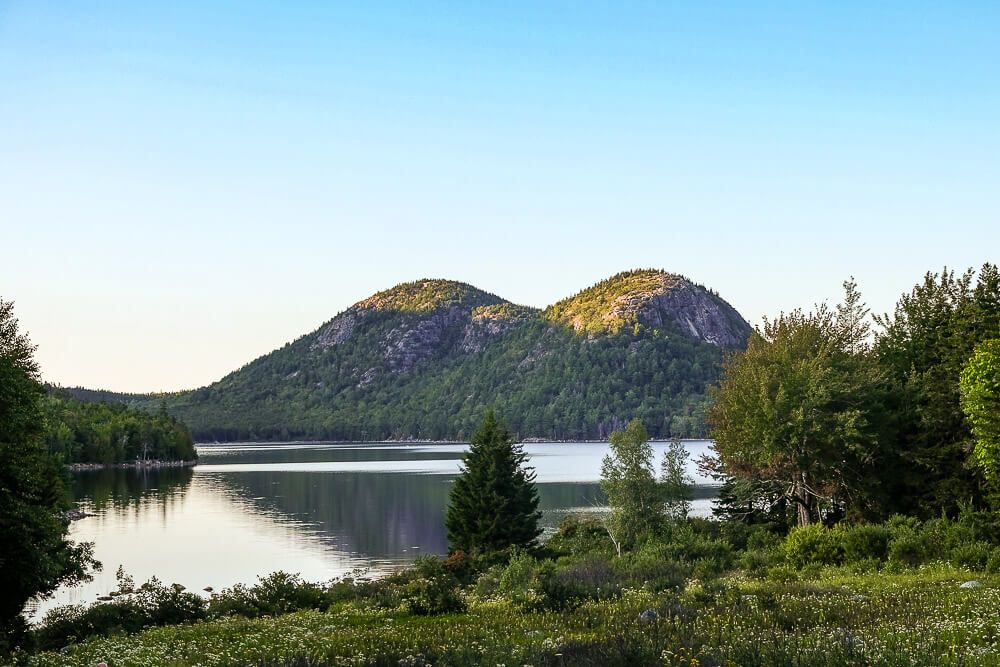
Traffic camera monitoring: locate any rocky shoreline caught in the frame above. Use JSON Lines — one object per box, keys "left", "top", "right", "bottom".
{"left": 68, "top": 459, "right": 198, "bottom": 472}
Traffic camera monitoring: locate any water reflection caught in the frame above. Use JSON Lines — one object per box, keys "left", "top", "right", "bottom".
{"left": 71, "top": 465, "right": 194, "bottom": 513}
{"left": 40, "top": 442, "right": 719, "bottom": 618}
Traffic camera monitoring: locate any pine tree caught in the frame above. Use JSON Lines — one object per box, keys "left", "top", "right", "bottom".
{"left": 445, "top": 411, "right": 541, "bottom": 555}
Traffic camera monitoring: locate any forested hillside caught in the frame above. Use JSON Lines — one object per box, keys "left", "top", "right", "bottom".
{"left": 69, "top": 271, "right": 751, "bottom": 442}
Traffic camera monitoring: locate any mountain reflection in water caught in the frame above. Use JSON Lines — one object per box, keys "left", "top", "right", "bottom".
{"left": 37, "top": 442, "right": 718, "bottom": 617}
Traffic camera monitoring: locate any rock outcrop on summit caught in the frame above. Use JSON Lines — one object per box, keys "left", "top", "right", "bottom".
{"left": 544, "top": 270, "right": 750, "bottom": 347}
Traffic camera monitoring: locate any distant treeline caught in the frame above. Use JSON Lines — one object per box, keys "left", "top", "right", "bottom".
{"left": 44, "top": 390, "right": 196, "bottom": 465}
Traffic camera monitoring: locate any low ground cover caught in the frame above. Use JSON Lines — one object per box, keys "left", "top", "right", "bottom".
{"left": 18, "top": 514, "right": 1000, "bottom": 667}
{"left": 21, "top": 569, "right": 1000, "bottom": 667}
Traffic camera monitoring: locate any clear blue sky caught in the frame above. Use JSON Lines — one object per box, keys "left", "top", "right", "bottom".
{"left": 2, "top": 1, "right": 998, "bottom": 392}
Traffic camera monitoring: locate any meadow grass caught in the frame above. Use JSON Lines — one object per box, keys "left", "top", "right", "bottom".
{"left": 21, "top": 568, "right": 1000, "bottom": 667}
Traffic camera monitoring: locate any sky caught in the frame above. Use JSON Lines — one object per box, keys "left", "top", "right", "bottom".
{"left": 1, "top": 1, "right": 998, "bottom": 392}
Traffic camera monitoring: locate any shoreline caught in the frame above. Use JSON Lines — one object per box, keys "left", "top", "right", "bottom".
{"left": 194, "top": 437, "right": 714, "bottom": 447}
{"left": 68, "top": 459, "right": 198, "bottom": 472}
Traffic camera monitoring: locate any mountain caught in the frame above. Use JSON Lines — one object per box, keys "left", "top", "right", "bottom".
{"left": 544, "top": 270, "right": 750, "bottom": 346}
{"left": 89, "top": 270, "right": 752, "bottom": 442}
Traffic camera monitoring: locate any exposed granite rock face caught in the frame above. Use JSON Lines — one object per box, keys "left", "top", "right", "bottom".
{"left": 147, "top": 270, "right": 757, "bottom": 441}
{"left": 310, "top": 279, "right": 532, "bottom": 374}
{"left": 314, "top": 313, "right": 357, "bottom": 348}
{"left": 633, "top": 278, "right": 751, "bottom": 348}
{"left": 545, "top": 270, "right": 751, "bottom": 348}
{"left": 460, "top": 304, "right": 537, "bottom": 353}
{"left": 382, "top": 305, "right": 470, "bottom": 372}
{"left": 309, "top": 271, "right": 748, "bottom": 388}
{"left": 357, "top": 368, "right": 379, "bottom": 387}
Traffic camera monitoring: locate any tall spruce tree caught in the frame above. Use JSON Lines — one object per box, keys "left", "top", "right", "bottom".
{"left": 446, "top": 411, "right": 541, "bottom": 555}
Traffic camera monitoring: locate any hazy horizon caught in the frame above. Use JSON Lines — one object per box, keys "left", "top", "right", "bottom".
{"left": 3, "top": 2, "right": 998, "bottom": 392}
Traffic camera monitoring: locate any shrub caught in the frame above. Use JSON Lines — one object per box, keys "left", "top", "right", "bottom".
{"left": 497, "top": 550, "right": 542, "bottom": 606}
{"left": 615, "top": 543, "right": 691, "bottom": 591}
{"left": 208, "top": 572, "right": 327, "bottom": 619}
{"left": 400, "top": 557, "right": 465, "bottom": 615}
{"left": 783, "top": 525, "right": 843, "bottom": 567}
{"left": 443, "top": 550, "right": 474, "bottom": 583}
{"left": 986, "top": 548, "right": 1000, "bottom": 574}
{"left": 138, "top": 582, "right": 207, "bottom": 626}
{"left": 837, "top": 524, "right": 892, "bottom": 563}
{"left": 544, "top": 516, "right": 613, "bottom": 558}
{"left": 949, "top": 541, "right": 993, "bottom": 570}
{"left": 766, "top": 565, "right": 800, "bottom": 583}
{"left": 738, "top": 546, "right": 783, "bottom": 576}
{"left": 540, "top": 556, "right": 619, "bottom": 610}
{"left": 958, "top": 509, "right": 1000, "bottom": 544}
{"left": 33, "top": 577, "right": 207, "bottom": 652}
{"left": 887, "top": 529, "right": 928, "bottom": 567}
{"left": 659, "top": 525, "right": 735, "bottom": 572}
{"left": 922, "top": 517, "right": 977, "bottom": 555}
{"left": 472, "top": 565, "right": 504, "bottom": 599}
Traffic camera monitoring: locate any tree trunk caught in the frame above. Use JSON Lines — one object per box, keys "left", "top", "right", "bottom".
{"left": 793, "top": 474, "right": 812, "bottom": 526}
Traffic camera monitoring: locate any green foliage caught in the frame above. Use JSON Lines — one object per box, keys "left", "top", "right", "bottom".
{"left": 710, "top": 264, "right": 1000, "bottom": 523}
{"left": 495, "top": 550, "right": 546, "bottom": 608}
{"left": 400, "top": 556, "right": 466, "bottom": 616}
{"left": 35, "top": 571, "right": 328, "bottom": 652}
{"left": 0, "top": 299, "right": 97, "bottom": 652}
{"left": 26, "top": 509, "right": 1000, "bottom": 663}
{"left": 783, "top": 524, "right": 845, "bottom": 567}
{"left": 537, "top": 556, "right": 619, "bottom": 610}
{"left": 660, "top": 437, "right": 693, "bottom": 520}
{"left": 207, "top": 572, "right": 327, "bottom": 619}
{"left": 614, "top": 543, "right": 691, "bottom": 592}
{"left": 960, "top": 338, "right": 1000, "bottom": 481}
{"left": 874, "top": 264, "right": 1000, "bottom": 516}
{"left": 600, "top": 419, "right": 661, "bottom": 554}
{"left": 775, "top": 512, "right": 1000, "bottom": 572}
{"left": 543, "top": 269, "right": 686, "bottom": 335}
{"left": 838, "top": 524, "right": 892, "bottom": 562}
{"left": 26, "top": 558, "right": 1000, "bottom": 666}
{"left": 140, "top": 273, "right": 739, "bottom": 442}
{"left": 655, "top": 524, "right": 736, "bottom": 576}
{"left": 709, "top": 280, "right": 884, "bottom": 526}
{"left": 43, "top": 392, "right": 196, "bottom": 465}
{"left": 445, "top": 411, "right": 541, "bottom": 555}
{"left": 544, "top": 516, "right": 615, "bottom": 559}
{"left": 356, "top": 278, "right": 502, "bottom": 314}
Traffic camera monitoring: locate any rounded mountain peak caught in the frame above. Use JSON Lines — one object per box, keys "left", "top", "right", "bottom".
{"left": 545, "top": 269, "right": 751, "bottom": 347}
{"left": 355, "top": 279, "right": 506, "bottom": 314}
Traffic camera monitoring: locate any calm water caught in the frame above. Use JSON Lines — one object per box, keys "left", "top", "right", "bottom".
{"left": 37, "top": 441, "right": 718, "bottom": 617}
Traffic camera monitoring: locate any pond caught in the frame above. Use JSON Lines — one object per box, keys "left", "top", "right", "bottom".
{"left": 36, "top": 441, "right": 719, "bottom": 617}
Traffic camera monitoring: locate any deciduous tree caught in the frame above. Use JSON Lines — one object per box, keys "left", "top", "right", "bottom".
{"left": 708, "top": 281, "right": 882, "bottom": 526}
{"left": 961, "top": 339, "right": 1000, "bottom": 481}
{"left": 0, "top": 299, "right": 96, "bottom": 651}
{"left": 600, "top": 419, "right": 661, "bottom": 555}
{"left": 660, "top": 437, "right": 693, "bottom": 521}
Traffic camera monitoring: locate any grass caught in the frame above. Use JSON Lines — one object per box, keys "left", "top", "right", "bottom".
{"left": 21, "top": 567, "right": 1000, "bottom": 667}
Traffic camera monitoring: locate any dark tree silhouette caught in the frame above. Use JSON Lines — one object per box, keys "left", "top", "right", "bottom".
{"left": 446, "top": 410, "right": 541, "bottom": 555}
